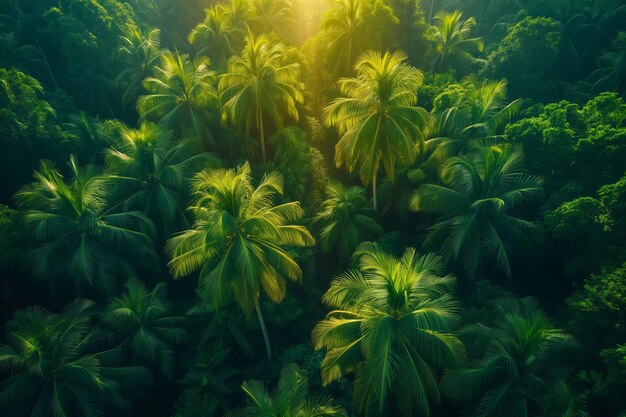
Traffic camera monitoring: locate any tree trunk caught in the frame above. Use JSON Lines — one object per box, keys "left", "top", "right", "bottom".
{"left": 255, "top": 298, "right": 272, "bottom": 359}
{"left": 372, "top": 169, "right": 378, "bottom": 211}
{"left": 34, "top": 37, "right": 58, "bottom": 90}
{"left": 429, "top": 0, "right": 435, "bottom": 22}
{"left": 258, "top": 106, "right": 267, "bottom": 163}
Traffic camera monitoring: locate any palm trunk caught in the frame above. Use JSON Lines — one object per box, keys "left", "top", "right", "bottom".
{"left": 34, "top": 37, "right": 58, "bottom": 90}
{"left": 429, "top": 0, "right": 435, "bottom": 23}
{"left": 255, "top": 298, "right": 272, "bottom": 359}
{"left": 372, "top": 169, "right": 378, "bottom": 211}
{"left": 258, "top": 106, "right": 267, "bottom": 163}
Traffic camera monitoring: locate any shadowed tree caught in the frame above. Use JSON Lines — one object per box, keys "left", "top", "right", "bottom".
{"left": 101, "top": 279, "right": 186, "bottom": 379}
{"left": 313, "top": 182, "right": 382, "bottom": 265}
{"left": 443, "top": 297, "right": 580, "bottom": 417}
{"left": 0, "top": 299, "right": 152, "bottom": 417}
{"left": 324, "top": 50, "right": 429, "bottom": 210}
{"left": 227, "top": 363, "right": 347, "bottom": 417}
{"left": 410, "top": 145, "right": 543, "bottom": 279}
{"left": 427, "top": 10, "right": 484, "bottom": 74}
{"left": 167, "top": 163, "right": 315, "bottom": 359}
{"left": 15, "top": 157, "right": 158, "bottom": 298}
{"left": 138, "top": 51, "right": 219, "bottom": 148}
{"left": 219, "top": 33, "right": 304, "bottom": 162}
{"left": 188, "top": 5, "right": 237, "bottom": 66}
{"left": 321, "top": 0, "right": 366, "bottom": 76}
{"left": 106, "top": 122, "right": 221, "bottom": 238}
{"left": 312, "top": 244, "right": 464, "bottom": 417}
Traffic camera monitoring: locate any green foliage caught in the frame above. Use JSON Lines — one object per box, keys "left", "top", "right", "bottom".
{"left": 483, "top": 16, "right": 562, "bottom": 98}
{"left": 15, "top": 157, "right": 158, "bottom": 298}
{"left": 443, "top": 297, "right": 579, "bottom": 417}
{"left": 219, "top": 33, "right": 304, "bottom": 162}
{"left": 101, "top": 279, "right": 186, "bottom": 378}
{"left": 411, "top": 145, "right": 543, "bottom": 279}
{"left": 0, "top": 299, "right": 152, "bottom": 417}
{"left": 313, "top": 244, "right": 464, "bottom": 417}
{"left": 324, "top": 50, "right": 429, "bottom": 209}
{"left": 138, "top": 51, "right": 219, "bottom": 148}
{"left": 228, "top": 363, "right": 347, "bottom": 417}
{"left": 313, "top": 182, "right": 382, "bottom": 265}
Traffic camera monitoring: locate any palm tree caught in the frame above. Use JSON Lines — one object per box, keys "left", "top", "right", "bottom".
{"left": 313, "top": 182, "right": 382, "bottom": 265}
{"left": 323, "top": 50, "right": 429, "bottom": 210}
{"left": 116, "top": 26, "right": 162, "bottom": 108}
{"left": 0, "top": 299, "right": 152, "bottom": 417}
{"left": 442, "top": 297, "right": 578, "bottom": 417}
{"left": 101, "top": 279, "right": 186, "bottom": 378}
{"left": 15, "top": 157, "right": 158, "bottom": 298}
{"left": 427, "top": 10, "right": 484, "bottom": 73}
{"left": 138, "top": 51, "right": 219, "bottom": 148}
{"left": 249, "top": 0, "right": 295, "bottom": 41}
{"left": 219, "top": 33, "right": 304, "bottom": 162}
{"left": 425, "top": 76, "right": 521, "bottom": 164}
{"left": 591, "top": 32, "right": 626, "bottom": 96}
{"left": 312, "top": 244, "right": 464, "bottom": 417}
{"left": 228, "top": 363, "right": 347, "bottom": 417}
{"left": 410, "top": 145, "right": 543, "bottom": 279}
{"left": 321, "top": 0, "right": 366, "bottom": 76}
{"left": 106, "top": 122, "right": 221, "bottom": 238}
{"left": 188, "top": 5, "right": 236, "bottom": 66}
{"left": 167, "top": 163, "right": 315, "bottom": 359}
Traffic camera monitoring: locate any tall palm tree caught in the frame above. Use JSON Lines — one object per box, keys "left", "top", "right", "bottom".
{"left": 312, "top": 244, "right": 464, "bottom": 417}
{"left": 249, "top": 0, "right": 295, "bottom": 41}
{"left": 410, "top": 145, "right": 543, "bottom": 279}
{"left": 101, "top": 279, "right": 186, "bottom": 379}
{"left": 106, "top": 122, "right": 221, "bottom": 238}
{"left": 321, "top": 0, "right": 366, "bottom": 76}
{"left": 138, "top": 51, "right": 219, "bottom": 148}
{"left": 219, "top": 33, "right": 304, "bottom": 162}
{"left": 442, "top": 297, "right": 579, "bottom": 417}
{"left": 188, "top": 5, "right": 236, "bottom": 66}
{"left": 167, "top": 163, "right": 315, "bottom": 359}
{"left": 15, "top": 157, "right": 158, "bottom": 298}
{"left": 228, "top": 363, "right": 347, "bottom": 417}
{"left": 313, "top": 182, "right": 382, "bottom": 265}
{"left": 116, "top": 26, "right": 162, "bottom": 109}
{"left": 0, "top": 299, "right": 151, "bottom": 417}
{"left": 324, "top": 50, "right": 429, "bottom": 210}
{"left": 427, "top": 10, "right": 484, "bottom": 73}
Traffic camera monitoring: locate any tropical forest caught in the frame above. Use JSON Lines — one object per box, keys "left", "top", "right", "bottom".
{"left": 0, "top": 0, "right": 625, "bottom": 416}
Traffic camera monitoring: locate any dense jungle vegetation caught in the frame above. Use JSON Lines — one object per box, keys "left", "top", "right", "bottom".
{"left": 1, "top": 0, "right": 626, "bottom": 416}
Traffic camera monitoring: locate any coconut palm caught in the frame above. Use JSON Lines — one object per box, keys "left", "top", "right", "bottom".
{"left": 427, "top": 10, "right": 484, "bottom": 73}
{"left": 101, "top": 279, "right": 186, "bottom": 378}
{"left": 15, "top": 157, "right": 158, "bottom": 298}
{"left": 313, "top": 182, "right": 382, "bottom": 265}
{"left": 442, "top": 297, "right": 579, "bottom": 417}
{"left": 410, "top": 145, "right": 543, "bottom": 279}
{"left": 249, "top": 0, "right": 295, "bottom": 41}
{"left": 321, "top": 0, "right": 366, "bottom": 76}
{"left": 324, "top": 50, "right": 429, "bottom": 210}
{"left": 425, "top": 76, "right": 521, "bottom": 165}
{"left": 188, "top": 5, "right": 236, "bottom": 66}
{"left": 219, "top": 33, "right": 304, "bottom": 163}
{"left": 116, "top": 26, "right": 162, "bottom": 108}
{"left": 0, "top": 299, "right": 151, "bottom": 417}
{"left": 228, "top": 363, "right": 347, "bottom": 417}
{"left": 167, "top": 162, "right": 315, "bottom": 359}
{"left": 312, "top": 244, "right": 464, "bottom": 417}
{"left": 106, "top": 122, "right": 221, "bottom": 238}
{"left": 138, "top": 51, "right": 219, "bottom": 148}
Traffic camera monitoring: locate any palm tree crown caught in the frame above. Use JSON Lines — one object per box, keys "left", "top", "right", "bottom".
{"left": 15, "top": 157, "right": 158, "bottom": 297}
{"left": 443, "top": 297, "right": 578, "bottom": 417}
{"left": 313, "top": 182, "right": 382, "bottom": 265}
{"left": 228, "top": 363, "right": 347, "bottom": 417}
{"left": 0, "top": 300, "right": 151, "bottom": 417}
{"left": 324, "top": 50, "right": 429, "bottom": 209}
{"left": 219, "top": 33, "right": 304, "bottom": 162}
{"left": 427, "top": 10, "right": 484, "bottom": 73}
{"left": 411, "top": 145, "right": 543, "bottom": 279}
{"left": 167, "top": 162, "right": 314, "bottom": 358}
{"left": 138, "top": 51, "right": 219, "bottom": 148}
{"left": 312, "top": 244, "right": 464, "bottom": 417}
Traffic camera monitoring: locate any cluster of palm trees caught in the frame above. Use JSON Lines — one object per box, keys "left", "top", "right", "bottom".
{"left": 1, "top": 1, "right": 584, "bottom": 417}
